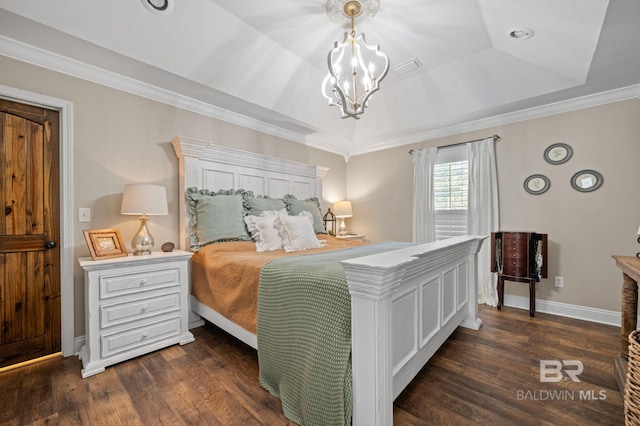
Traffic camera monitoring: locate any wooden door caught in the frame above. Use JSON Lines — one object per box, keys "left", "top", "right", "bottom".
{"left": 0, "top": 99, "right": 60, "bottom": 368}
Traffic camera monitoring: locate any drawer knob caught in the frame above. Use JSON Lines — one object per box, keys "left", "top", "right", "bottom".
{"left": 139, "top": 279, "right": 147, "bottom": 286}
{"left": 142, "top": 332, "right": 149, "bottom": 340}
{"left": 141, "top": 305, "right": 148, "bottom": 312}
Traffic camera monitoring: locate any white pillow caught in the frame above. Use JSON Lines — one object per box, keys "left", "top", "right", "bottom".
{"left": 275, "top": 211, "right": 327, "bottom": 253}
{"left": 244, "top": 212, "right": 285, "bottom": 252}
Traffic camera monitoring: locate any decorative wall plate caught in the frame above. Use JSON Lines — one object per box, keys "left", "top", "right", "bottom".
{"left": 524, "top": 174, "right": 550, "bottom": 195}
{"left": 571, "top": 169, "right": 603, "bottom": 192}
{"left": 544, "top": 143, "right": 573, "bottom": 165}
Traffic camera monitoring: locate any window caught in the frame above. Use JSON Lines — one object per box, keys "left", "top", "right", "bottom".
{"left": 434, "top": 161, "right": 468, "bottom": 210}
{"left": 434, "top": 146, "right": 468, "bottom": 240}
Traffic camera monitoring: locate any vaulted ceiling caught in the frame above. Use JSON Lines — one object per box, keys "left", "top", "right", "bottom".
{"left": 1, "top": 0, "right": 639, "bottom": 157}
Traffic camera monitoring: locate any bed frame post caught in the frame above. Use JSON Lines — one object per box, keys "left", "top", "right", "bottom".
{"left": 461, "top": 238, "right": 484, "bottom": 330}
{"left": 344, "top": 266, "right": 405, "bottom": 426}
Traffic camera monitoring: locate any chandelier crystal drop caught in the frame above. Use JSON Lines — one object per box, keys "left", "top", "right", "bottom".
{"left": 321, "top": 0, "right": 389, "bottom": 119}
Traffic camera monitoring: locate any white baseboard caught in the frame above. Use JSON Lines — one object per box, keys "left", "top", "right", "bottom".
{"left": 503, "top": 294, "right": 629, "bottom": 327}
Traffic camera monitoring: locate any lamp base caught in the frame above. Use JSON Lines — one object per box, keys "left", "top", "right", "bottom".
{"left": 338, "top": 219, "right": 348, "bottom": 236}
{"left": 132, "top": 215, "right": 154, "bottom": 256}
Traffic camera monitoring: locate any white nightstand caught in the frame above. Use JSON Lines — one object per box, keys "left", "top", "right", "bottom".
{"left": 78, "top": 250, "right": 194, "bottom": 378}
{"left": 336, "top": 234, "right": 365, "bottom": 241}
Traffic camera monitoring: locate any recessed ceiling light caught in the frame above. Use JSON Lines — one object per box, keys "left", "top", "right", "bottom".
{"left": 507, "top": 27, "right": 535, "bottom": 40}
{"left": 140, "top": 0, "right": 174, "bottom": 15}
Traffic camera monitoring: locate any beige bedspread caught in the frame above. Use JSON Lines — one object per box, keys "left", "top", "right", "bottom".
{"left": 191, "top": 235, "right": 367, "bottom": 334}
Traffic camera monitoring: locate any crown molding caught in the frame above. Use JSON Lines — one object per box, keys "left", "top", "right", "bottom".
{"left": 346, "top": 84, "right": 640, "bottom": 157}
{"left": 304, "top": 132, "right": 352, "bottom": 160}
{"left": 2, "top": 35, "right": 639, "bottom": 159}
{"left": 0, "top": 35, "right": 306, "bottom": 145}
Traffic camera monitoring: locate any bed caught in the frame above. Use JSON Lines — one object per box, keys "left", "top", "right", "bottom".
{"left": 172, "top": 136, "right": 484, "bottom": 425}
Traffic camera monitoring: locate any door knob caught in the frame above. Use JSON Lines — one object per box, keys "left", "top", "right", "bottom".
{"left": 45, "top": 241, "right": 57, "bottom": 249}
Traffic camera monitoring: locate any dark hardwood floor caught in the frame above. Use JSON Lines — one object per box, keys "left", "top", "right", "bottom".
{"left": 0, "top": 305, "right": 624, "bottom": 425}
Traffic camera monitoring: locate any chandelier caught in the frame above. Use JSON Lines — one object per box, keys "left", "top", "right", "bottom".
{"left": 321, "top": 0, "right": 389, "bottom": 119}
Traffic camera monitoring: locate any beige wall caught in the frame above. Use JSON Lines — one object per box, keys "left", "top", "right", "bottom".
{"left": 0, "top": 55, "right": 348, "bottom": 337}
{"left": 2, "top": 52, "right": 638, "bottom": 336}
{"left": 347, "top": 98, "right": 640, "bottom": 312}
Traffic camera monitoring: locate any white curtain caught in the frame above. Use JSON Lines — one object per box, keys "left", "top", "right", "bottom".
{"left": 411, "top": 147, "right": 437, "bottom": 243}
{"left": 467, "top": 138, "right": 500, "bottom": 306}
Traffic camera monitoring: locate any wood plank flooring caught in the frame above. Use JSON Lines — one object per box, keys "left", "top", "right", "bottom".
{"left": 0, "top": 305, "right": 624, "bottom": 425}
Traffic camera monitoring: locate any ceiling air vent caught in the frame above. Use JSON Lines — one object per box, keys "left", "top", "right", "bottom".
{"left": 391, "top": 58, "right": 422, "bottom": 76}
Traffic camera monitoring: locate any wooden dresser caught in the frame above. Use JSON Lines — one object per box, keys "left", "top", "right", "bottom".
{"left": 491, "top": 231, "right": 548, "bottom": 316}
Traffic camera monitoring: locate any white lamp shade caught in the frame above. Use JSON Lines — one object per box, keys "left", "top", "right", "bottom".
{"left": 333, "top": 200, "right": 353, "bottom": 218}
{"left": 121, "top": 184, "right": 168, "bottom": 216}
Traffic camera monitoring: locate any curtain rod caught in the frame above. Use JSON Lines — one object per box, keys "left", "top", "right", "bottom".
{"left": 408, "top": 134, "right": 501, "bottom": 155}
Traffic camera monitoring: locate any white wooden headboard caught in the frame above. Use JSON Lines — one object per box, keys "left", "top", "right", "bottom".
{"left": 171, "top": 136, "right": 329, "bottom": 251}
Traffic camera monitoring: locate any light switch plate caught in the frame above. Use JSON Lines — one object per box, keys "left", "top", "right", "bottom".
{"left": 79, "top": 207, "right": 91, "bottom": 223}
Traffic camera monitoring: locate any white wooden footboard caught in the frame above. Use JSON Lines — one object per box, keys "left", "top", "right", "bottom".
{"left": 342, "top": 235, "right": 485, "bottom": 426}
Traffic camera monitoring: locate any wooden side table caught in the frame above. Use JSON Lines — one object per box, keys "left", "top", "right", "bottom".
{"left": 613, "top": 255, "right": 640, "bottom": 392}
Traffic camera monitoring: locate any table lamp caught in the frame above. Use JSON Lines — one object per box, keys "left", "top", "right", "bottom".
{"left": 120, "top": 184, "right": 168, "bottom": 255}
{"left": 333, "top": 200, "right": 353, "bottom": 236}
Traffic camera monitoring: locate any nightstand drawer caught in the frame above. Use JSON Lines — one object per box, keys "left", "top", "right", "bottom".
{"left": 100, "top": 268, "right": 180, "bottom": 300}
{"left": 101, "top": 317, "right": 181, "bottom": 358}
{"left": 100, "top": 292, "right": 181, "bottom": 329}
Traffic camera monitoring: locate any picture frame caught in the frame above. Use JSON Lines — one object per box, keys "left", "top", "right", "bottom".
{"left": 544, "top": 143, "right": 573, "bottom": 165}
{"left": 571, "top": 169, "right": 603, "bottom": 193}
{"left": 83, "top": 229, "right": 128, "bottom": 260}
{"left": 523, "top": 174, "right": 550, "bottom": 195}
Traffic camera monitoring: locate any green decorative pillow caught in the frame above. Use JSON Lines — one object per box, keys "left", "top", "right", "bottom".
{"left": 243, "top": 194, "right": 287, "bottom": 217}
{"left": 186, "top": 188, "right": 251, "bottom": 249}
{"left": 283, "top": 194, "right": 327, "bottom": 234}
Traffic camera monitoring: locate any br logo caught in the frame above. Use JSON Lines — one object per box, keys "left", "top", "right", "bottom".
{"left": 539, "top": 360, "right": 583, "bottom": 382}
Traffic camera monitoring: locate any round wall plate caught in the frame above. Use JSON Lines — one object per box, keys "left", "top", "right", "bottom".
{"left": 544, "top": 143, "right": 573, "bottom": 165}
{"left": 571, "top": 169, "right": 603, "bottom": 192}
{"left": 524, "top": 174, "right": 550, "bottom": 195}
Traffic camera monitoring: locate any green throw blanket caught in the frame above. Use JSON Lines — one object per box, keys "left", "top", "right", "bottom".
{"left": 257, "top": 242, "right": 411, "bottom": 426}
